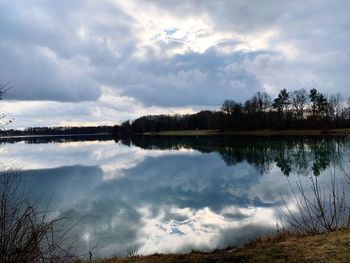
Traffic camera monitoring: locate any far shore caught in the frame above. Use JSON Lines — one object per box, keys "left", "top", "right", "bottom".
{"left": 2, "top": 129, "right": 350, "bottom": 139}
{"left": 144, "top": 128, "right": 350, "bottom": 136}
{"left": 0, "top": 133, "right": 112, "bottom": 139}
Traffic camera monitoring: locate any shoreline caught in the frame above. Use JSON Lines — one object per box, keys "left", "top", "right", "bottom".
{"left": 92, "top": 229, "right": 350, "bottom": 263}
{"left": 144, "top": 129, "right": 350, "bottom": 136}
{"left": 0, "top": 133, "right": 112, "bottom": 139}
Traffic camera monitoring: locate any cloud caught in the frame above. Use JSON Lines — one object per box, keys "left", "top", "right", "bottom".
{"left": 3, "top": 87, "right": 208, "bottom": 129}
{"left": 7, "top": 137, "right": 350, "bottom": 256}
{"left": 0, "top": 0, "right": 135, "bottom": 102}
{"left": 139, "top": 0, "right": 350, "bottom": 96}
{"left": 15, "top": 142, "right": 282, "bottom": 256}
{"left": 109, "top": 49, "right": 265, "bottom": 107}
{"left": 1, "top": 0, "right": 350, "bottom": 126}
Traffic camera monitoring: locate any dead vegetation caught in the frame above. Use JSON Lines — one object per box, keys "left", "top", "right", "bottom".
{"left": 86, "top": 229, "right": 350, "bottom": 263}
{"left": 281, "top": 171, "right": 350, "bottom": 234}
{"left": 0, "top": 168, "right": 80, "bottom": 263}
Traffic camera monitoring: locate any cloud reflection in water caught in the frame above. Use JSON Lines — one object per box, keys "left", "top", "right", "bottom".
{"left": 2, "top": 136, "right": 349, "bottom": 257}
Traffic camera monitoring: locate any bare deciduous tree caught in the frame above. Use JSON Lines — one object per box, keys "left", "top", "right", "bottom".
{"left": 291, "top": 89, "right": 308, "bottom": 120}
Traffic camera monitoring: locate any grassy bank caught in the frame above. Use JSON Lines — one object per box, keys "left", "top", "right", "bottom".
{"left": 144, "top": 128, "right": 350, "bottom": 136}
{"left": 92, "top": 229, "right": 350, "bottom": 263}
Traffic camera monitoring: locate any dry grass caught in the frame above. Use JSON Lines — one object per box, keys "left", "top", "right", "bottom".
{"left": 0, "top": 169, "right": 81, "bottom": 263}
{"left": 87, "top": 229, "right": 350, "bottom": 263}
{"left": 240, "top": 228, "right": 350, "bottom": 263}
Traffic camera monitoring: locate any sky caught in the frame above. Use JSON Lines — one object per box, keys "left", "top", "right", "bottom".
{"left": 1, "top": 0, "right": 350, "bottom": 129}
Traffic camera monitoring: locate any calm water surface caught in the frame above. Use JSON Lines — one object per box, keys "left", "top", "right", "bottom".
{"left": 1, "top": 135, "right": 350, "bottom": 258}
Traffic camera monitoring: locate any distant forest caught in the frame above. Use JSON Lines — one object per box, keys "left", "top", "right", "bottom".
{"left": 1, "top": 126, "right": 114, "bottom": 136}
{"left": 114, "top": 88, "right": 350, "bottom": 134}
{"left": 2, "top": 88, "right": 350, "bottom": 137}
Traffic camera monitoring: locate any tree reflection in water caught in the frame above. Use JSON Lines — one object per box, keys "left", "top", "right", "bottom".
{"left": 115, "top": 135, "right": 349, "bottom": 177}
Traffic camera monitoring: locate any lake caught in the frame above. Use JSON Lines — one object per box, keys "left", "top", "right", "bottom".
{"left": 1, "top": 135, "right": 350, "bottom": 258}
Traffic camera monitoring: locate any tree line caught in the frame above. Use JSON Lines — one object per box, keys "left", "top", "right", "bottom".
{"left": 114, "top": 88, "right": 350, "bottom": 134}
{"left": 1, "top": 126, "right": 114, "bottom": 136}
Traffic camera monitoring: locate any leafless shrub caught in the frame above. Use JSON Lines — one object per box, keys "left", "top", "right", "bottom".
{"left": 0, "top": 168, "right": 80, "bottom": 262}
{"left": 281, "top": 169, "right": 350, "bottom": 234}
{"left": 0, "top": 82, "right": 14, "bottom": 128}
{"left": 127, "top": 247, "right": 142, "bottom": 262}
